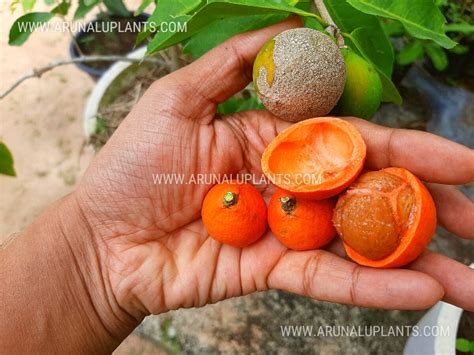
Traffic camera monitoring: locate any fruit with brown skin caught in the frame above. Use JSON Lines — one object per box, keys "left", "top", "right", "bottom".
{"left": 253, "top": 28, "right": 346, "bottom": 122}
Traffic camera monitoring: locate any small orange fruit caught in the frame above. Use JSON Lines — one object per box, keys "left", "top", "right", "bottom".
{"left": 333, "top": 167, "right": 437, "bottom": 268}
{"left": 261, "top": 117, "right": 366, "bottom": 200}
{"left": 201, "top": 181, "right": 267, "bottom": 248}
{"left": 268, "top": 188, "right": 337, "bottom": 250}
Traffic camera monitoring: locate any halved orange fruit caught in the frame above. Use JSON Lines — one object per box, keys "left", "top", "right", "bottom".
{"left": 261, "top": 117, "right": 366, "bottom": 199}
{"left": 333, "top": 167, "right": 437, "bottom": 268}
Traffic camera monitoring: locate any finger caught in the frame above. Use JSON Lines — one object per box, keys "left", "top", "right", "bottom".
{"left": 161, "top": 16, "right": 302, "bottom": 105}
{"left": 427, "top": 183, "right": 474, "bottom": 239}
{"left": 327, "top": 239, "right": 474, "bottom": 310}
{"left": 220, "top": 110, "right": 292, "bottom": 170}
{"left": 345, "top": 117, "right": 474, "bottom": 185}
{"left": 325, "top": 238, "right": 346, "bottom": 258}
{"left": 267, "top": 249, "right": 444, "bottom": 310}
{"left": 408, "top": 251, "right": 474, "bottom": 311}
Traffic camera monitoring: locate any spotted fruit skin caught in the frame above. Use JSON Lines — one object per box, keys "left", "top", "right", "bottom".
{"left": 333, "top": 48, "right": 383, "bottom": 119}
{"left": 253, "top": 28, "right": 345, "bottom": 122}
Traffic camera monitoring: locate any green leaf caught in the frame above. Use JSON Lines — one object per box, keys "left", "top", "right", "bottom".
{"left": 236, "top": 96, "right": 265, "bottom": 111}
{"left": 324, "top": 0, "right": 394, "bottom": 77}
{"left": 135, "top": 28, "right": 151, "bottom": 46}
{"left": 304, "top": 16, "right": 325, "bottom": 31}
{"left": 295, "top": 0, "right": 311, "bottom": 11}
{"left": 445, "top": 23, "right": 474, "bottom": 33}
{"left": 103, "top": 0, "right": 130, "bottom": 17}
{"left": 449, "top": 43, "right": 469, "bottom": 55}
{"left": 9, "top": 12, "right": 54, "bottom": 45}
{"left": 397, "top": 40, "right": 424, "bottom": 65}
{"left": 424, "top": 43, "right": 448, "bottom": 71}
{"left": 74, "top": 0, "right": 100, "bottom": 20}
{"left": 381, "top": 20, "right": 404, "bottom": 37}
{"left": 345, "top": 28, "right": 402, "bottom": 104}
{"left": 346, "top": 0, "right": 457, "bottom": 49}
{"left": 147, "top": 0, "right": 319, "bottom": 55}
{"left": 0, "top": 143, "right": 16, "bottom": 177}
{"left": 377, "top": 70, "right": 402, "bottom": 104}
{"left": 134, "top": 0, "right": 153, "bottom": 16}
{"left": 145, "top": 0, "right": 202, "bottom": 54}
{"left": 22, "top": 0, "right": 36, "bottom": 12}
{"left": 218, "top": 93, "right": 264, "bottom": 114}
{"left": 456, "top": 338, "right": 471, "bottom": 353}
{"left": 51, "top": 1, "right": 71, "bottom": 15}
{"left": 183, "top": 13, "right": 286, "bottom": 58}
{"left": 44, "top": 0, "right": 54, "bottom": 5}
{"left": 349, "top": 26, "right": 394, "bottom": 77}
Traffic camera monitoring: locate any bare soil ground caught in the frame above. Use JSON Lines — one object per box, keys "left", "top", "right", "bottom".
{"left": 0, "top": 4, "right": 95, "bottom": 239}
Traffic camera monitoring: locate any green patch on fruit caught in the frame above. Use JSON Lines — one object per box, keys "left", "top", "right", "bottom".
{"left": 253, "top": 38, "right": 275, "bottom": 89}
{"left": 333, "top": 48, "right": 383, "bottom": 119}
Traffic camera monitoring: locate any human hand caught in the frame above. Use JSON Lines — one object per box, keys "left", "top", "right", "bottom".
{"left": 74, "top": 17, "right": 474, "bottom": 331}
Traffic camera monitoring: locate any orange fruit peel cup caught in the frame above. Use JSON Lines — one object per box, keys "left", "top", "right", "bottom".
{"left": 261, "top": 117, "right": 366, "bottom": 200}
{"left": 333, "top": 167, "right": 437, "bottom": 268}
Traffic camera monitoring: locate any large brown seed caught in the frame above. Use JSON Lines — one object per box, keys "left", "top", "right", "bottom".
{"left": 333, "top": 171, "right": 416, "bottom": 260}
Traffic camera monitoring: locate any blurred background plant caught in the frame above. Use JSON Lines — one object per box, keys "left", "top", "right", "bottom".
{"left": 456, "top": 337, "right": 474, "bottom": 354}
{"left": 384, "top": 0, "right": 473, "bottom": 85}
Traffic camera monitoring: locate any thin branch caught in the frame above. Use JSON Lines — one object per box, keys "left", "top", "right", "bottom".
{"left": 313, "top": 0, "right": 345, "bottom": 47}
{"left": 60, "top": 14, "right": 84, "bottom": 56}
{"left": 0, "top": 55, "right": 166, "bottom": 100}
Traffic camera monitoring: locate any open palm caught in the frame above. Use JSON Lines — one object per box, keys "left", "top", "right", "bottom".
{"left": 75, "top": 18, "right": 474, "bottom": 322}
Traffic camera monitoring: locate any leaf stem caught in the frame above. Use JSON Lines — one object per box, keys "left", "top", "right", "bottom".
{"left": 313, "top": 0, "right": 345, "bottom": 47}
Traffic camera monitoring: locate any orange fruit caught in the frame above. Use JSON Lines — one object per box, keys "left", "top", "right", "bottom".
{"left": 333, "top": 167, "right": 437, "bottom": 268}
{"left": 261, "top": 117, "right": 366, "bottom": 200}
{"left": 201, "top": 181, "right": 267, "bottom": 248}
{"left": 268, "top": 188, "right": 336, "bottom": 250}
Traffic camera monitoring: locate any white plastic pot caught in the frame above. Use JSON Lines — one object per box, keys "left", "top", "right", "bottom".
{"left": 83, "top": 46, "right": 148, "bottom": 137}
{"left": 404, "top": 263, "right": 474, "bottom": 355}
